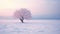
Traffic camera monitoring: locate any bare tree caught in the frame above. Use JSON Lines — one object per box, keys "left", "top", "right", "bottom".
{"left": 14, "top": 8, "right": 32, "bottom": 23}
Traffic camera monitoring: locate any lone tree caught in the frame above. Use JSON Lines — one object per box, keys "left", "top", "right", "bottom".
{"left": 14, "top": 8, "right": 32, "bottom": 23}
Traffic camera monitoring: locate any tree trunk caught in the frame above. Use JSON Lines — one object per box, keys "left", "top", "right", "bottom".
{"left": 19, "top": 17, "right": 24, "bottom": 23}
{"left": 20, "top": 19, "right": 24, "bottom": 23}
{"left": 21, "top": 19, "right": 23, "bottom": 23}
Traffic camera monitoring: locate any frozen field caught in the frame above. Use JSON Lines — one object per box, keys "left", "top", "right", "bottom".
{"left": 0, "top": 19, "right": 60, "bottom": 34}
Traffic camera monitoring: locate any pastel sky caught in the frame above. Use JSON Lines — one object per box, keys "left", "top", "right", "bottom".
{"left": 0, "top": 0, "right": 60, "bottom": 18}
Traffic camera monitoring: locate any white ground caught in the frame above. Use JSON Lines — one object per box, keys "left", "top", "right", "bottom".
{"left": 0, "top": 19, "right": 60, "bottom": 34}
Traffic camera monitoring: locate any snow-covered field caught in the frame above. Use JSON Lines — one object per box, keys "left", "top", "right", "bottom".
{"left": 0, "top": 19, "right": 60, "bottom": 34}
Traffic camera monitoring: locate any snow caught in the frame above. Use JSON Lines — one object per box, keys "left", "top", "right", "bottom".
{"left": 0, "top": 19, "right": 60, "bottom": 34}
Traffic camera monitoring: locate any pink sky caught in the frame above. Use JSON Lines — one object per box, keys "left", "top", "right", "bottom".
{"left": 0, "top": 0, "right": 47, "bottom": 16}
{"left": 0, "top": 0, "right": 59, "bottom": 18}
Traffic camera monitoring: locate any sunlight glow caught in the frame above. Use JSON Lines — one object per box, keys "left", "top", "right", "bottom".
{"left": 0, "top": 0, "right": 59, "bottom": 17}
